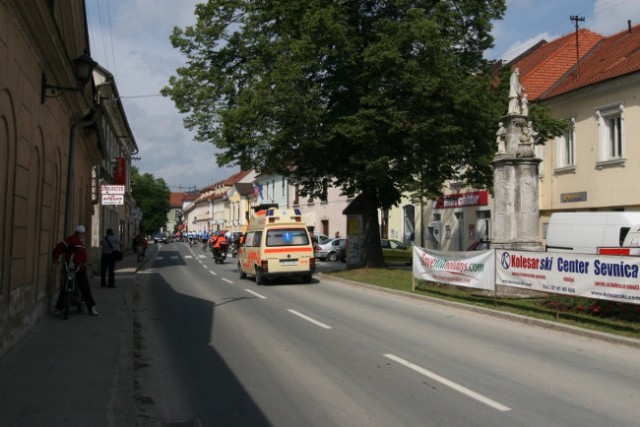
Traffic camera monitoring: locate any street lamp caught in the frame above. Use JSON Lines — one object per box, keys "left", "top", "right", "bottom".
{"left": 41, "top": 51, "right": 97, "bottom": 104}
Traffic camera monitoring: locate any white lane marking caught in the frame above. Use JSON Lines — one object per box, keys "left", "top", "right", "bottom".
{"left": 383, "top": 354, "right": 511, "bottom": 412}
{"left": 245, "top": 289, "right": 267, "bottom": 299}
{"left": 287, "top": 309, "right": 332, "bottom": 330}
{"left": 170, "top": 255, "right": 179, "bottom": 260}
{"left": 209, "top": 270, "right": 217, "bottom": 276}
{"left": 184, "top": 255, "right": 193, "bottom": 259}
{"left": 156, "top": 257, "right": 164, "bottom": 260}
{"left": 198, "top": 254, "right": 207, "bottom": 259}
{"left": 221, "top": 278, "right": 233, "bottom": 284}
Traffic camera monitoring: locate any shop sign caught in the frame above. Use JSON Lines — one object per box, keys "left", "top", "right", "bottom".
{"left": 101, "top": 185, "right": 125, "bottom": 195}
{"left": 435, "top": 190, "right": 488, "bottom": 209}
{"left": 102, "top": 194, "right": 124, "bottom": 205}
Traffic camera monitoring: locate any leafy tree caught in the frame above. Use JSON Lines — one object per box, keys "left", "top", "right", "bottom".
{"left": 131, "top": 167, "right": 171, "bottom": 234}
{"left": 162, "top": 0, "right": 506, "bottom": 267}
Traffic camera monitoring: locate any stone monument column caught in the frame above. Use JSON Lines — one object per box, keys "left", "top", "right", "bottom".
{"left": 491, "top": 69, "right": 543, "bottom": 252}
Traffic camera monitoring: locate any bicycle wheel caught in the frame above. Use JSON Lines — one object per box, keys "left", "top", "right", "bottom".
{"left": 63, "top": 290, "right": 71, "bottom": 320}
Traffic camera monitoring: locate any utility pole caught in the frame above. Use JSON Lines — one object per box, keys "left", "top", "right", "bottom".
{"left": 570, "top": 15, "right": 586, "bottom": 76}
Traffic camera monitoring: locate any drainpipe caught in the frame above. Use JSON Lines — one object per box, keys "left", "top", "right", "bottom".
{"left": 63, "top": 109, "right": 97, "bottom": 235}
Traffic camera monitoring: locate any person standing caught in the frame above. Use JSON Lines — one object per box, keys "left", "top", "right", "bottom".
{"left": 135, "top": 232, "right": 147, "bottom": 262}
{"left": 52, "top": 225, "right": 98, "bottom": 316}
{"left": 100, "top": 228, "right": 121, "bottom": 288}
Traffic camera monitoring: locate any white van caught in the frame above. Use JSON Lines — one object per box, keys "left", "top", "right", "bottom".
{"left": 545, "top": 212, "right": 640, "bottom": 255}
{"left": 238, "top": 208, "right": 315, "bottom": 284}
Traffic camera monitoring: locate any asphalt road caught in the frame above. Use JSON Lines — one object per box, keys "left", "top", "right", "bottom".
{"left": 133, "top": 242, "right": 640, "bottom": 427}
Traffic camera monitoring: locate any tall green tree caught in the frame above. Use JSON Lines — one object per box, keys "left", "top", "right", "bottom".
{"left": 131, "top": 167, "right": 171, "bottom": 234}
{"left": 162, "top": 0, "right": 506, "bottom": 267}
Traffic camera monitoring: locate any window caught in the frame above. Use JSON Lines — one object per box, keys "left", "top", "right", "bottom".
{"left": 266, "top": 228, "right": 309, "bottom": 246}
{"left": 555, "top": 118, "right": 575, "bottom": 169}
{"left": 403, "top": 205, "right": 415, "bottom": 244}
{"left": 596, "top": 104, "right": 624, "bottom": 164}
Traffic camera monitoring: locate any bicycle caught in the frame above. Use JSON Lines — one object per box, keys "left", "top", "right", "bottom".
{"left": 61, "top": 260, "right": 84, "bottom": 319}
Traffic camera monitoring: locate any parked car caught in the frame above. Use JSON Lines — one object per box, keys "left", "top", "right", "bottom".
{"left": 311, "top": 233, "right": 331, "bottom": 245}
{"left": 154, "top": 232, "right": 169, "bottom": 244}
{"left": 381, "top": 239, "right": 412, "bottom": 265}
{"left": 466, "top": 239, "right": 490, "bottom": 251}
{"left": 314, "top": 238, "right": 346, "bottom": 262}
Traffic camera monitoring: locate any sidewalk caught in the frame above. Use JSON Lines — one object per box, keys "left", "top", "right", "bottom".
{"left": 0, "top": 248, "right": 153, "bottom": 427}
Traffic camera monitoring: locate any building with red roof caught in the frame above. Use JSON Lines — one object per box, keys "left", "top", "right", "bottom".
{"left": 532, "top": 22, "right": 640, "bottom": 225}
{"left": 182, "top": 170, "right": 257, "bottom": 234}
{"left": 421, "top": 22, "right": 640, "bottom": 251}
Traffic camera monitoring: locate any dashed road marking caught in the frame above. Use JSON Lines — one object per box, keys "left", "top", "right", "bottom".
{"left": 383, "top": 354, "right": 511, "bottom": 412}
{"left": 287, "top": 309, "right": 332, "bottom": 330}
{"left": 245, "top": 289, "right": 267, "bottom": 299}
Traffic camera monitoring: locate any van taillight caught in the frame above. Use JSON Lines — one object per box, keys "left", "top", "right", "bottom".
{"left": 310, "top": 257, "right": 316, "bottom": 272}
{"left": 261, "top": 260, "right": 268, "bottom": 273}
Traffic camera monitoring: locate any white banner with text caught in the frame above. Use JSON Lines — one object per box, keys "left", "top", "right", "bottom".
{"left": 413, "top": 246, "right": 495, "bottom": 291}
{"left": 496, "top": 250, "right": 640, "bottom": 305}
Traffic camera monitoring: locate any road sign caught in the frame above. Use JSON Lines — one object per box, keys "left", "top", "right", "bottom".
{"left": 101, "top": 185, "right": 126, "bottom": 195}
{"left": 102, "top": 194, "right": 124, "bottom": 205}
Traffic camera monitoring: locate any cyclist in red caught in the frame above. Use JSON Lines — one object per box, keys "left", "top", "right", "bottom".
{"left": 52, "top": 225, "right": 98, "bottom": 316}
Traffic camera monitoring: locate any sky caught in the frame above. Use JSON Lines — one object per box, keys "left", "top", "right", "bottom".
{"left": 85, "top": 0, "right": 640, "bottom": 192}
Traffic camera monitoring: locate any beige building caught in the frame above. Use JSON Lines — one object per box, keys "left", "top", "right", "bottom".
{"left": 182, "top": 170, "right": 256, "bottom": 234}
{"left": 290, "top": 184, "right": 350, "bottom": 239}
{"left": 0, "top": 1, "right": 137, "bottom": 357}
{"left": 537, "top": 24, "right": 640, "bottom": 234}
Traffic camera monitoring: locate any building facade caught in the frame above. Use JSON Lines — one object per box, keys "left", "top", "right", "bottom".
{"left": 1, "top": 1, "right": 98, "bottom": 357}
{"left": 537, "top": 23, "right": 640, "bottom": 234}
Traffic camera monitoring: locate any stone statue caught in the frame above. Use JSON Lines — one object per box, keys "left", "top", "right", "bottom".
{"left": 517, "top": 121, "right": 537, "bottom": 157}
{"left": 520, "top": 93, "right": 529, "bottom": 116}
{"left": 508, "top": 68, "right": 524, "bottom": 115}
{"left": 496, "top": 122, "right": 506, "bottom": 154}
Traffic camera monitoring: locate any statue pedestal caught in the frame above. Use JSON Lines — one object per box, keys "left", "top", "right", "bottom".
{"left": 492, "top": 115, "right": 543, "bottom": 252}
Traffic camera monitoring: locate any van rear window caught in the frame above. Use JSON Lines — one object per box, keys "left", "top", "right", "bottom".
{"left": 266, "top": 228, "right": 309, "bottom": 246}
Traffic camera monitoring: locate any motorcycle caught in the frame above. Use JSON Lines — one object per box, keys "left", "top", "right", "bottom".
{"left": 213, "top": 245, "right": 228, "bottom": 264}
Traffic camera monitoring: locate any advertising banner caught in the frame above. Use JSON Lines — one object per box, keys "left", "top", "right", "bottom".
{"left": 496, "top": 250, "right": 640, "bottom": 305}
{"left": 113, "top": 157, "right": 127, "bottom": 185}
{"left": 413, "top": 246, "right": 495, "bottom": 291}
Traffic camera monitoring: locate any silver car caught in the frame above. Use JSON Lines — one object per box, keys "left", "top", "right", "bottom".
{"left": 314, "top": 238, "right": 346, "bottom": 262}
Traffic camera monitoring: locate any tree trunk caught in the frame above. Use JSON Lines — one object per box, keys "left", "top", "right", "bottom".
{"left": 360, "top": 190, "right": 386, "bottom": 268}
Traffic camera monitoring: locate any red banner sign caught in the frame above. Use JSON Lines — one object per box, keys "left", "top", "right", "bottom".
{"left": 113, "top": 157, "right": 127, "bottom": 185}
{"left": 435, "top": 190, "right": 488, "bottom": 209}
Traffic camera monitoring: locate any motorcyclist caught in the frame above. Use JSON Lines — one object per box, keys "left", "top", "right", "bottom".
{"left": 213, "top": 231, "right": 228, "bottom": 260}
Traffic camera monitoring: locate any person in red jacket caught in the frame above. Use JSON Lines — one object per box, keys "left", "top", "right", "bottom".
{"left": 212, "top": 231, "right": 228, "bottom": 259}
{"left": 52, "top": 225, "right": 98, "bottom": 316}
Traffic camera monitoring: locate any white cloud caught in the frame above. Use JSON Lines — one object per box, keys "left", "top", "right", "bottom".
{"left": 87, "top": 0, "right": 236, "bottom": 190}
{"left": 591, "top": 0, "right": 640, "bottom": 35}
{"left": 500, "top": 32, "right": 553, "bottom": 62}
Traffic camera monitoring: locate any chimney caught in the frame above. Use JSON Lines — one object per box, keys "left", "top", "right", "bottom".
{"left": 629, "top": 20, "right": 632, "bottom": 33}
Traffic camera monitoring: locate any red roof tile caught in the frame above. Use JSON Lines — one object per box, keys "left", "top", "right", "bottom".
{"left": 512, "top": 29, "right": 603, "bottom": 100}
{"left": 541, "top": 23, "right": 640, "bottom": 99}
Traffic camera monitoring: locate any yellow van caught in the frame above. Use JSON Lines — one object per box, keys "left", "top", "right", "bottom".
{"left": 238, "top": 208, "right": 315, "bottom": 284}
